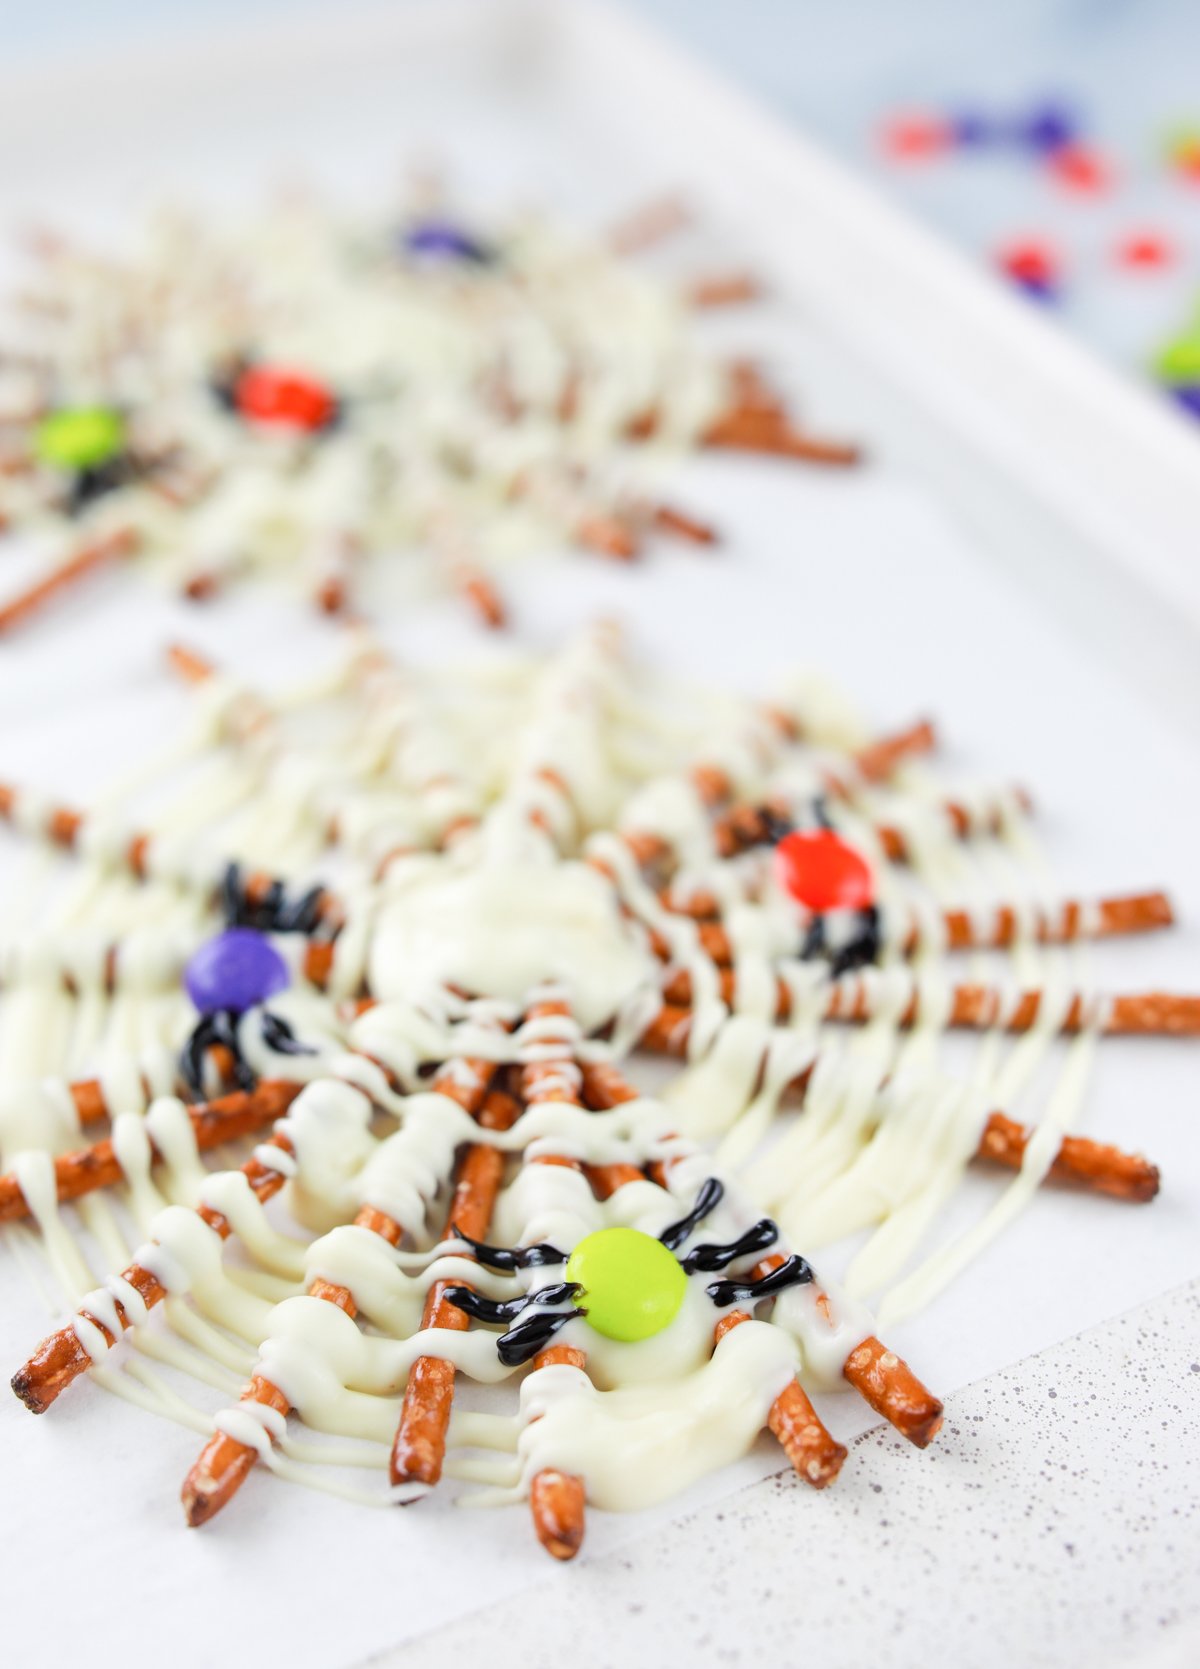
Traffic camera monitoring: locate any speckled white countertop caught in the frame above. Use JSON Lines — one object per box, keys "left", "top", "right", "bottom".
{"left": 370, "top": 1279, "right": 1200, "bottom": 1669}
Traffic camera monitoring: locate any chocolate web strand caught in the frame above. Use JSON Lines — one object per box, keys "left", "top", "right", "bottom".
{"left": 706, "top": 1254, "right": 814, "bottom": 1307}
{"left": 680, "top": 1218, "right": 779, "bottom": 1274}
{"left": 659, "top": 1177, "right": 724, "bottom": 1251}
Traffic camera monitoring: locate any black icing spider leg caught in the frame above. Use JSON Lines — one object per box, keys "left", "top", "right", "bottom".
{"left": 278, "top": 884, "right": 326, "bottom": 935}
{"left": 180, "top": 1009, "right": 255, "bottom": 1095}
{"left": 828, "top": 904, "right": 882, "bottom": 978}
{"left": 497, "top": 1305, "right": 589, "bottom": 1367}
{"left": 443, "top": 1281, "right": 581, "bottom": 1326}
{"left": 799, "top": 914, "right": 827, "bottom": 962}
{"left": 444, "top": 1281, "right": 587, "bottom": 1367}
{"left": 758, "top": 805, "right": 795, "bottom": 845}
{"left": 706, "top": 1254, "right": 814, "bottom": 1308}
{"left": 448, "top": 1226, "right": 567, "bottom": 1272}
{"left": 66, "top": 457, "right": 134, "bottom": 515}
{"left": 680, "top": 1218, "right": 779, "bottom": 1274}
{"left": 179, "top": 1007, "right": 314, "bottom": 1096}
{"left": 219, "top": 861, "right": 328, "bottom": 936}
{"left": 219, "top": 861, "right": 244, "bottom": 926}
{"left": 259, "top": 1011, "right": 318, "bottom": 1060}
{"left": 810, "top": 794, "right": 834, "bottom": 832}
{"left": 659, "top": 1177, "right": 724, "bottom": 1251}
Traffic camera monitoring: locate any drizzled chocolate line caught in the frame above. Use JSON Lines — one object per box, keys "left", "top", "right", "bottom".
{"left": 180, "top": 1008, "right": 315, "bottom": 1096}
{"left": 801, "top": 905, "right": 883, "bottom": 978}
{"left": 680, "top": 1218, "right": 779, "bottom": 1275}
{"left": 706, "top": 1254, "right": 814, "bottom": 1307}
{"left": 220, "top": 863, "right": 328, "bottom": 936}
{"left": 659, "top": 1177, "right": 724, "bottom": 1250}
{"left": 448, "top": 1226, "right": 566, "bottom": 1272}
{"left": 443, "top": 1281, "right": 581, "bottom": 1327}
{"left": 444, "top": 1281, "right": 589, "bottom": 1367}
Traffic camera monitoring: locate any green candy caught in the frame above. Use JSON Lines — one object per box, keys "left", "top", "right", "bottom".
{"left": 1153, "top": 335, "right": 1200, "bottom": 385}
{"left": 35, "top": 406, "right": 126, "bottom": 472}
{"left": 565, "top": 1226, "right": 687, "bottom": 1343}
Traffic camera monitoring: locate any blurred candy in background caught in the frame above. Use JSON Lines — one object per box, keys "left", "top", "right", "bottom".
{"left": 11, "top": 0, "right": 1200, "bottom": 422}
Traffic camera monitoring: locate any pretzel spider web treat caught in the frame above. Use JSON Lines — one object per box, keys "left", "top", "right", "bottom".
{"left": 0, "top": 187, "right": 857, "bottom": 636}
{"left": 0, "top": 622, "right": 1187, "bottom": 1546}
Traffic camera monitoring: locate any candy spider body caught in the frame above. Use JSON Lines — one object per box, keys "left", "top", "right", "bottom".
{"left": 179, "top": 868, "right": 326, "bottom": 1092}
{"left": 446, "top": 1179, "right": 813, "bottom": 1364}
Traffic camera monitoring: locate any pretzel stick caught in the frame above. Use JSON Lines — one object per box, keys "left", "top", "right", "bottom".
{"left": 684, "top": 891, "right": 1174, "bottom": 962}
{"left": 313, "top": 531, "right": 361, "bottom": 618}
{"left": 0, "top": 525, "right": 138, "bottom": 635}
{"left": 528, "top": 1357, "right": 588, "bottom": 1561}
{"left": 703, "top": 402, "right": 861, "bottom": 467}
{"left": 687, "top": 274, "right": 760, "bottom": 307}
{"left": 649, "top": 974, "right": 1200, "bottom": 1037}
{"left": 577, "top": 514, "right": 640, "bottom": 562}
{"left": 11, "top": 1081, "right": 302, "bottom": 1414}
{"left": 653, "top": 505, "right": 718, "bottom": 545}
{"left": 452, "top": 559, "right": 507, "bottom": 630}
{"left": 977, "top": 1113, "right": 1159, "bottom": 1202}
{"left": 0, "top": 1084, "right": 294, "bottom": 1223}
{"left": 713, "top": 1308, "right": 846, "bottom": 1487}
{"left": 181, "top": 1056, "right": 496, "bottom": 1525}
{"left": 520, "top": 997, "right": 590, "bottom": 1559}
{"left": 166, "top": 642, "right": 217, "bottom": 683}
{"left": 842, "top": 1336, "right": 944, "bottom": 1447}
{"left": 390, "top": 1081, "right": 521, "bottom": 1490}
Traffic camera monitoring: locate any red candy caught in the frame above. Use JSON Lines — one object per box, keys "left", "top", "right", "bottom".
{"left": 996, "top": 238, "right": 1059, "bottom": 287}
{"left": 879, "top": 114, "right": 953, "bottom": 161}
{"left": 773, "top": 829, "right": 875, "bottom": 913}
{"left": 1116, "top": 232, "right": 1174, "bottom": 271}
{"left": 1046, "top": 144, "right": 1112, "bottom": 194}
{"left": 234, "top": 365, "right": 335, "bottom": 431}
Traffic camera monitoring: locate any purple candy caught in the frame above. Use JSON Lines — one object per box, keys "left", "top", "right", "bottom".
{"left": 184, "top": 928, "right": 289, "bottom": 1015}
{"left": 1169, "top": 385, "right": 1200, "bottom": 422}
{"left": 404, "top": 221, "right": 491, "bottom": 263}
{"left": 1012, "top": 274, "right": 1059, "bottom": 305}
{"left": 1017, "top": 101, "right": 1079, "bottom": 154}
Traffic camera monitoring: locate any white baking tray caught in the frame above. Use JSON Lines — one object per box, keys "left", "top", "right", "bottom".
{"left": 0, "top": 4, "right": 1197, "bottom": 1666}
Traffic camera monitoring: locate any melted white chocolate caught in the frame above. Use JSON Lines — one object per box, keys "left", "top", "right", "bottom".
{"left": 0, "top": 632, "right": 1127, "bottom": 1526}
{"left": 369, "top": 862, "right": 655, "bottom": 1034}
